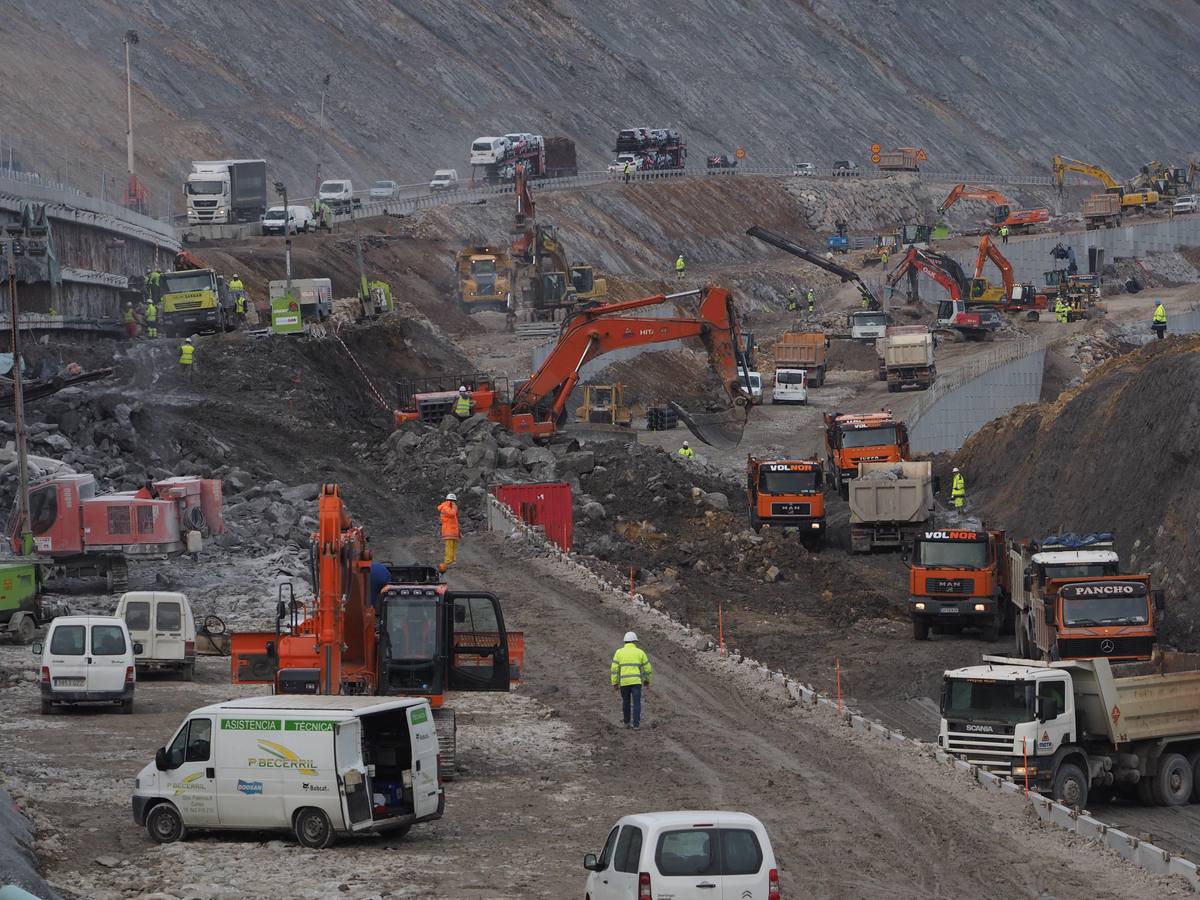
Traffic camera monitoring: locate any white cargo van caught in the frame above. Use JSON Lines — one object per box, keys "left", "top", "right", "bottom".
{"left": 584, "top": 811, "right": 780, "bottom": 900}
{"left": 317, "top": 179, "right": 355, "bottom": 214}
{"left": 35, "top": 616, "right": 139, "bottom": 715}
{"left": 772, "top": 367, "right": 808, "bottom": 404}
{"left": 470, "top": 136, "right": 512, "bottom": 165}
{"left": 740, "top": 370, "right": 763, "bottom": 404}
{"left": 133, "top": 695, "right": 443, "bottom": 848}
{"left": 429, "top": 169, "right": 459, "bottom": 191}
{"left": 116, "top": 591, "right": 197, "bottom": 680}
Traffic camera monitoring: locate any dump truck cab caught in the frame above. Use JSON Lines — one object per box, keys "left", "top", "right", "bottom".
{"left": 823, "top": 411, "right": 909, "bottom": 498}
{"left": 909, "top": 529, "right": 1009, "bottom": 642}
{"left": 456, "top": 246, "right": 512, "bottom": 312}
{"left": 159, "top": 268, "right": 234, "bottom": 336}
{"left": 746, "top": 456, "right": 825, "bottom": 542}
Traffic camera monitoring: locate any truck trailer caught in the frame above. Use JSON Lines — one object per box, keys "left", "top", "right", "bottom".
{"left": 941, "top": 653, "right": 1200, "bottom": 809}
{"left": 184, "top": 160, "right": 267, "bottom": 225}
{"left": 772, "top": 331, "right": 828, "bottom": 386}
{"left": 847, "top": 460, "right": 934, "bottom": 553}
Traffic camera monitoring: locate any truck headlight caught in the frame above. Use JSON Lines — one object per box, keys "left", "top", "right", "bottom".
{"left": 974, "top": 603, "right": 986, "bottom": 612}
{"left": 914, "top": 602, "right": 926, "bottom": 611}
{"left": 811, "top": 523, "right": 820, "bottom": 529}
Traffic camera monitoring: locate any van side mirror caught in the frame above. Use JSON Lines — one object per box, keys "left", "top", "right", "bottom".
{"left": 1153, "top": 589, "right": 1166, "bottom": 612}
{"left": 583, "top": 853, "right": 599, "bottom": 871}
{"left": 133, "top": 642, "right": 144, "bottom": 655}
{"left": 31, "top": 642, "right": 42, "bottom": 655}
{"left": 1039, "top": 697, "right": 1060, "bottom": 723}
{"left": 155, "top": 747, "right": 177, "bottom": 771}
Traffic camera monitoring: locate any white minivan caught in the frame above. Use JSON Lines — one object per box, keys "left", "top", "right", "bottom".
{"left": 772, "top": 367, "right": 808, "bottom": 404}
{"left": 116, "top": 591, "right": 197, "bottom": 680}
{"left": 317, "top": 179, "right": 355, "bottom": 213}
{"left": 584, "top": 811, "right": 780, "bottom": 900}
{"left": 261, "top": 205, "right": 314, "bottom": 236}
{"left": 35, "top": 616, "right": 138, "bottom": 715}
{"left": 132, "top": 695, "right": 443, "bottom": 849}
{"left": 740, "top": 370, "right": 764, "bottom": 404}
{"left": 470, "top": 136, "right": 512, "bottom": 165}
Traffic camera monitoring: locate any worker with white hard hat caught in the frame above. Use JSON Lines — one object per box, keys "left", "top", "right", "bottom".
{"left": 452, "top": 385, "right": 474, "bottom": 419}
{"left": 611, "top": 630, "right": 653, "bottom": 729}
{"left": 677, "top": 440, "right": 695, "bottom": 460}
{"left": 951, "top": 467, "right": 966, "bottom": 510}
{"left": 438, "top": 491, "right": 461, "bottom": 569}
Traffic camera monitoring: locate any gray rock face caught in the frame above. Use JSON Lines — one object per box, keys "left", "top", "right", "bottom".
{"left": 521, "top": 447, "right": 557, "bottom": 469}
{"left": 702, "top": 491, "right": 729, "bottom": 511}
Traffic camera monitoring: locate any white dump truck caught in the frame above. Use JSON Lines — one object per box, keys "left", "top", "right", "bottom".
{"left": 940, "top": 653, "right": 1200, "bottom": 809}
{"left": 880, "top": 329, "right": 935, "bottom": 392}
{"left": 846, "top": 460, "right": 935, "bottom": 552}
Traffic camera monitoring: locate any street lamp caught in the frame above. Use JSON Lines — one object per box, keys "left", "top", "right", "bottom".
{"left": 316, "top": 73, "right": 331, "bottom": 195}
{"left": 123, "top": 30, "right": 139, "bottom": 178}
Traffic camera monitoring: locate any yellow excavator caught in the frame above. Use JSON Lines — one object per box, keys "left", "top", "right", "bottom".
{"left": 1052, "top": 155, "right": 1159, "bottom": 208}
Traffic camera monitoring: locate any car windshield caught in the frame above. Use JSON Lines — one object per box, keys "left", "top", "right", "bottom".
{"left": 776, "top": 370, "right": 806, "bottom": 385}
{"left": 759, "top": 468, "right": 821, "bottom": 494}
{"left": 841, "top": 425, "right": 897, "bottom": 448}
{"left": 743, "top": 374, "right": 761, "bottom": 389}
{"left": 472, "top": 259, "right": 497, "bottom": 276}
{"left": 372, "top": 181, "right": 394, "bottom": 189}
{"left": 160, "top": 272, "right": 215, "bottom": 294}
{"left": 319, "top": 181, "right": 345, "bottom": 193}
{"left": 856, "top": 313, "right": 889, "bottom": 327}
{"left": 263, "top": 209, "right": 287, "bottom": 220}
{"left": 942, "top": 678, "right": 1033, "bottom": 724}
{"left": 915, "top": 540, "right": 988, "bottom": 568}
{"left": 1063, "top": 594, "right": 1149, "bottom": 627}
{"left": 186, "top": 180, "right": 224, "bottom": 194}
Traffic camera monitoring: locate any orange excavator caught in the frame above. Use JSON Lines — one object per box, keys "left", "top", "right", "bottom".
{"left": 886, "top": 247, "right": 998, "bottom": 339}
{"left": 229, "top": 484, "right": 521, "bottom": 774}
{"left": 972, "top": 234, "right": 1045, "bottom": 316}
{"left": 938, "top": 183, "right": 1049, "bottom": 233}
{"left": 394, "top": 286, "right": 753, "bottom": 448}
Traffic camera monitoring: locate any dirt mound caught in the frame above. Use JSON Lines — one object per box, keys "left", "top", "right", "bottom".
{"left": 955, "top": 335, "right": 1200, "bottom": 646}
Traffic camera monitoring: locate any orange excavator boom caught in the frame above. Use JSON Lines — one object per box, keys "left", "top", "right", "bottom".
{"left": 939, "top": 183, "right": 1012, "bottom": 214}
{"left": 973, "top": 234, "right": 1014, "bottom": 295}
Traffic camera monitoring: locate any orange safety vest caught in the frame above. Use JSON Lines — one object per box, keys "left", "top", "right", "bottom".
{"left": 438, "top": 500, "right": 460, "bottom": 539}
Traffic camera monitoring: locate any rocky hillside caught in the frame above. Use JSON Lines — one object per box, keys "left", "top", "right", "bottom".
{"left": 4, "top": 1, "right": 1200, "bottom": 205}
{"left": 956, "top": 336, "right": 1200, "bottom": 647}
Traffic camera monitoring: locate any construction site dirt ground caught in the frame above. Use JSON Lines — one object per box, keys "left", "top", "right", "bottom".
{"left": 0, "top": 533, "right": 1186, "bottom": 900}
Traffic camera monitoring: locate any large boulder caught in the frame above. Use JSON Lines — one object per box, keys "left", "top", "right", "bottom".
{"left": 281, "top": 482, "right": 321, "bottom": 503}
{"left": 497, "top": 446, "right": 522, "bottom": 468}
{"left": 466, "top": 443, "right": 498, "bottom": 471}
{"left": 521, "top": 446, "right": 556, "bottom": 469}
{"left": 702, "top": 491, "right": 730, "bottom": 511}
{"left": 557, "top": 450, "right": 595, "bottom": 475}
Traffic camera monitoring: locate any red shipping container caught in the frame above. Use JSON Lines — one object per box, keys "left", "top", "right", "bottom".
{"left": 494, "top": 483, "right": 573, "bottom": 552}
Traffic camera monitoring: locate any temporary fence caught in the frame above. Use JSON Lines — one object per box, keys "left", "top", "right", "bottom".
{"left": 492, "top": 483, "right": 573, "bottom": 552}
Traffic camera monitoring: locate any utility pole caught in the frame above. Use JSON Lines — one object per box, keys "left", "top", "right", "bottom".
{"left": 4, "top": 231, "right": 32, "bottom": 555}
{"left": 316, "top": 73, "right": 331, "bottom": 195}
{"left": 123, "top": 30, "right": 139, "bottom": 179}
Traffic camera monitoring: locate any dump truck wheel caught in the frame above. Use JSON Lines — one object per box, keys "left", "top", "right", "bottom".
{"left": 1052, "top": 763, "right": 1088, "bottom": 810}
{"left": 14, "top": 615, "right": 35, "bottom": 645}
{"left": 1154, "top": 753, "right": 1193, "bottom": 807}
{"left": 1137, "top": 775, "right": 1157, "bottom": 805}
{"left": 1187, "top": 752, "right": 1200, "bottom": 803}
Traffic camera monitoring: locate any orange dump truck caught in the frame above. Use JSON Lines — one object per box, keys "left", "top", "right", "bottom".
{"left": 823, "top": 411, "right": 909, "bottom": 498}
{"left": 746, "top": 456, "right": 825, "bottom": 543}
{"left": 772, "top": 331, "right": 828, "bottom": 386}
{"left": 909, "top": 529, "right": 1010, "bottom": 643}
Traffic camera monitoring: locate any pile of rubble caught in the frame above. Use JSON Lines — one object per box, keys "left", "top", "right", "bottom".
{"left": 784, "top": 174, "right": 937, "bottom": 232}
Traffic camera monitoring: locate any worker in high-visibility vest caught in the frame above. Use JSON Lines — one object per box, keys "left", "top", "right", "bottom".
{"left": 123, "top": 302, "right": 138, "bottom": 339}
{"left": 178, "top": 338, "right": 195, "bottom": 377}
{"left": 438, "top": 492, "right": 461, "bottom": 569}
{"left": 1055, "top": 297, "right": 1069, "bottom": 324}
{"left": 611, "top": 630, "right": 652, "bottom": 729}
{"left": 677, "top": 441, "right": 695, "bottom": 459}
{"left": 999, "top": 224, "right": 1010, "bottom": 244}
{"left": 951, "top": 467, "right": 966, "bottom": 510}
{"left": 1153, "top": 301, "right": 1167, "bottom": 340}
{"left": 806, "top": 288, "right": 815, "bottom": 315}
{"left": 144, "top": 300, "right": 158, "bottom": 338}
{"left": 786, "top": 287, "right": 798, "bottom": 311}
{"left": 228, "top": 274, "right": 248, "bottom": 324}
{"left": 452, "top": 386, "right": 474, "bottom": 419}
{"left": 880, "top": 249, "right": 889, "bottom": 266}
{"left": 675, "top": 254, "right": 685, "bottom": 280}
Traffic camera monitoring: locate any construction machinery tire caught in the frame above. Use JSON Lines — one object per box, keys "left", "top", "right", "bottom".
{"left": 1154, "top": 753, "right": 1193, "bottom": 806}
{"left": 1052, "top": 764, "right": 1088, "bottom": 810}
{"left": 106, "top": 559, "right": 129, "bottom": 594}
{"left": 434, "top": 707, "right": 457, "bottom": 781}
{"left": 1188, "top": 751, "right": 1200, "bottom": 803}
{"left": 1137, "top": 775, "right": 1157, "bottom": 806}
{"left": 13, "top": 614, "right": 36, "bottom": 645}
{"left": 912, "top": 617, "right": 930, "bottom": 641}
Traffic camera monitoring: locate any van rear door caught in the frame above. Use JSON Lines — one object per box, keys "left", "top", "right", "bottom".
{"left": 46, "top": 621, "right": 88, "bottom": 693}
{"left": 88, "top": 621, "right": 129, "bottom": 693}
{"left": 334, "top": 719, "right": 373, "bottom": 830}
{"left": 407, "top": 703, "right": 441, "bottom": 819}
{"left": 122, "top": 598, "right": 152, "bottom": 662}
{"left": 153, "top": 596, "right": 185, "bottom": 662}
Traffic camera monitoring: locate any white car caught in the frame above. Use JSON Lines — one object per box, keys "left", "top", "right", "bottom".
{"left": 584, "top": 811, "right": 780, "bottom": 900}
{"left": 608, "top": 153, "right": 645, "bottom": 174}
{"left": 369, "top": 180, "right": 400, "bottom": 200}
{"left": 35, "top": 615, "right": 139, "bottom": 714}
{"left": 429, "top": 169, "right": 460, "bottom": 191}
{"left": 772, "top": 367, "right": 808, "bottom": 404}
{"left": 116, "top": 591, "right": 197, "bottom": 680}
{"left": 1172, "top": 195, "right": 1197, "bottom": 214}
{"left": 470, "top": 136, "right": 512, "bottom": 165}
{"left": 261, "top": 205, "right": 314, "bottom": 236}
{"left": 792, "top": 162, "right": 816, "bottom": 176}
{"left": 318, "top": 179, "right": 355, "bottom": 213}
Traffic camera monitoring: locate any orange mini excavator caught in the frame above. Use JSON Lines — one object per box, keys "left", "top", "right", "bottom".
{"left": 394, "top": 285, "right": 753, "bottom": 448}
{"left": 230, "top": 484, "right": 522, "bottom": 775}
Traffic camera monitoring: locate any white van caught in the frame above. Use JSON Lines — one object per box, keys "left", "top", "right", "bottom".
{"left": 132, "top": 695, "right": 443, "bottom": 848}
{"left": 470, "top": 136, "right": 512, "bottom": 165}
{"left": 429, "top": 169, "right": 460, "bottom": 191}
{"left": 35, "top": 616, "right": 138, "bottom": 715}
{"left": 740, "top": 370, "right": 764, "bottom": 404}
{"left": 584, "top": 811, "right": 780, "bottom": 900}
{"left": 1173, "top": 195, "right": 1197, "bottom": 215}
{"left": 116, "top": 591, "right": 197, "bottom": 680}
{"left": 261, "top": 205, "right": 314, "bottom": 236}
{"left": 772, "top": 367, "right": 808, "bottom": 404}
{"left": 317, "top": 179, "right": 355, "bottom": 213}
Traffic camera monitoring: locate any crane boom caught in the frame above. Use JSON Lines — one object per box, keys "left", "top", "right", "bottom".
{"left": 746, "top": 226, "right": 880, "bottom": 310}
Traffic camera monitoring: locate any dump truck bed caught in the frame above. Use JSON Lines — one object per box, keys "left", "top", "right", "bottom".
{"left": 883, "top": 333, "right": 934, "bottom": 368}
{"left": 847, "top": 461, "right": 933, "bottom": 525}
{"left": 1071, "top": 652, "right": 1200, "bottom": 745}
{"left": 773, "top": 332, "right": 826, "bottom": 367}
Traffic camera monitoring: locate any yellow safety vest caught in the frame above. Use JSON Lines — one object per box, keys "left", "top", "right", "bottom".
{"left": 229, "top": 279, "right": 244, "bottom": 292}
{"left": 610, "top": 643, "right": 652, "bottom": 687}
{"left": 453, "top": 395, "right": 472, "bottom": 416}
{"left": 123, "top": 308, "right": 135, "bottom": 323}
{"left": 144, "top": 304, "right": 157, "bottom": 322}
{"left": 179, "top": 344, "right": 195, "bottom": 365}
{"left": 951, "top": 473, "right": 965, "bottom": 497}
{"left": 1154, "top": 304, "right": 1167, "bottom": 324}
{"left": 235, "top": 295, "right": 247, "bottom": 313}
{"left": 148, "top": 271, "right": 161, "bottom": 286}
{"left": 675, "top": 256, "right": 685, "bottom": 272}
{"left": 677, "top": 447, "right": 694, "bottom": 459}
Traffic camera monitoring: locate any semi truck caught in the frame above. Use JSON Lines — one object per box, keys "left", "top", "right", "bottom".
{"left": 909, "top": 529, "right": 1009, "bottom": 642}
{"left": 544, "top": 137, "right": 578, "bottom": 178}
{"left": 847, "top": 460, "right": 934, "bottom": 553}
{"left": 772, "top": 331, "right": 828, "bottom": 387}
{"left": 1009, "top": 534, "right": 1163, "bottom": 662}
{"left": 940, "top": 653, "right": 1200, "bottom": 809}
{"left": 746, "top": 456, "right": 825, "bottom": 543}
{"left": 824, "top": 411, "right": 909, "bottom": 499}
{"left": 184, "top": 160, "right": 267, "bottom": 225}
{"left": 880, "top": 329, "right": 935, "bottom": 392}
{"left": 849, "top": 309, "right": 890, "bottom": 341}
{"left": 158, "top": 268, "right": 236, "bottom": 335}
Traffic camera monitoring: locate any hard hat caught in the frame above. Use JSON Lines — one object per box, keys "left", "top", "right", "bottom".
{"left": 624, "top": 631, "right": 639, "bottom": 643}
{"left": 446, "top": 492, "right": 457, "bottom": 501}
{"left": 185, "top": 337, "right": 193, "bottom": 344}
{"left": 682, "top": 440, "right": 689, "bottom": 447}
{"left": 458, "top": 385, "right": 468, "bottom": 393}
{"left": 953, "top": 467, "right": 960, "bottom": 472}
{"left": 232, "top": 273, "right": 239, "bottom": 278}
{"left": 127, "top": 301, "right": 133, "bottom": 306}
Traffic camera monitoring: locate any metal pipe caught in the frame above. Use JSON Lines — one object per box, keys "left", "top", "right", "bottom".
{"left": 5, "top": 236, "right": 31, "bottom": 554}
{"left": 123, "top": 31, "right": 139, "bottom": 176}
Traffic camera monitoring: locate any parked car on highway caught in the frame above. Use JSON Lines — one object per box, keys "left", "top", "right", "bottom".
{"left": 793, "top": 162, "right": 816, "bottom": 176}
{"left": 607, "top": 153, "right": 645, "bottom": 174}
{"left": 261, "top": 205, "right": 314, "bottom": 236}
{"left": 116, "top": 591, "right": 197, "bottom": 680}
{"left": 1173, "top": 194, "right": 1197, "bottom": 214}
{"left": 369, "top": 180, "right": 400, "bottom": 200}
{"left": 584, "top": 811, "right": 780, "bottom": 900}
{"left": 429, "top": 169, "right": 460, "bottom": 191}
{"left": 833, "top": 160, "right": 860, "bottom": 177}
{"left": 35, "top": 615, "right": 139, "bottom": 714}
{"left": 707, "top": 154, "right": 738, "bottom": 169}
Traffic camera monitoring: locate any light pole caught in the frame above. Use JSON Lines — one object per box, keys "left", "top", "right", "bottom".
{"left": 3, "top": 230, "right": 31, "bottom": 555}
{"left": 316, "top": 73, "right": 330, "bottom": 195}
{"left": 123, "top": 30, "right": 139, "bottom": 180}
